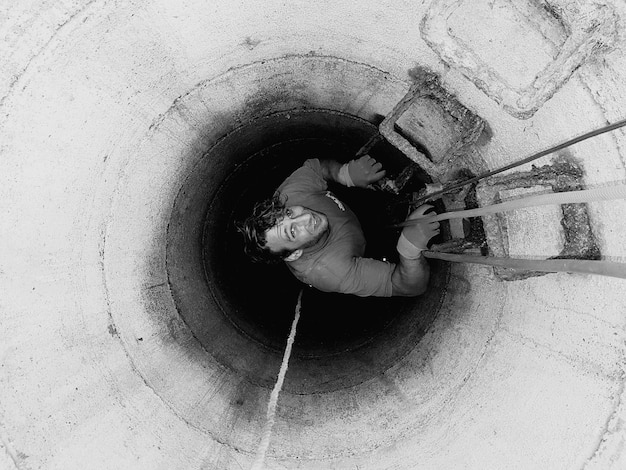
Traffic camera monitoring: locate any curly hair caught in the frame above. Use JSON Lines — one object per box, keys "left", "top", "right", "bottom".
{"left": 236, "top": 194, "right": 293, "bottom": 264}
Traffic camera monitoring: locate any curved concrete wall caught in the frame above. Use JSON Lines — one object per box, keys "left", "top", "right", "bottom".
{"left": 2, "top": 1, "right": 626, "bottom": 469}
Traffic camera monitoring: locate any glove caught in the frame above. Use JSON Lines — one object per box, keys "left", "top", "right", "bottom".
{"left": 397, "top": 205, "right": 440, "bottom": 259}
{"left": 338, "top": 155, "right": 386, "bottom": 188}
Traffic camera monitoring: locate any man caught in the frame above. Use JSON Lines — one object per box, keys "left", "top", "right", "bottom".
{"left": 238, "top": 155, "right": 440, "bottom": 297}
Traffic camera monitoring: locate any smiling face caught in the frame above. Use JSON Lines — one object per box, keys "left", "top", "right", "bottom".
{"left": 263, "top": 205, "right": 329, "bottom": 257}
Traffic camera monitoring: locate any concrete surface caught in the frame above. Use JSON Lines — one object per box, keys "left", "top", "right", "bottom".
{"left": 1, "top": 1, "right": 626, "bottom": 469}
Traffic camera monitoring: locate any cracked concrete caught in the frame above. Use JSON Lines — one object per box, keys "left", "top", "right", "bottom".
{"left": 584, "top": 376, "right": 626, "bottom": 469}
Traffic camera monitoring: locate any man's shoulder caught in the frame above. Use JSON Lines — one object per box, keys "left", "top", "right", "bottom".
{"left": 278, "top": 159, "right": 327, "bottom": 197}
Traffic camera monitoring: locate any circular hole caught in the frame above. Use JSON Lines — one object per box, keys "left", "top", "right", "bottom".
{"left": 168, "top": 109, "right": 450, "bottom": 392}
{"left": 204, "top": 109, "right": 446, "bottom": 353}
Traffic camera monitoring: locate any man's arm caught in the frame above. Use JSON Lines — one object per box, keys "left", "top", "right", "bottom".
{"left": 318, "top": 155, "right": 386, "bottom": 187}
{"left": 317, "top": 159, "right": 343, "bottom": 182}
{"left": 391, "top": 205, "right": 440, "bottom": 297}
{"left": 391, "top": 253, "right": 430, "bottom": 296}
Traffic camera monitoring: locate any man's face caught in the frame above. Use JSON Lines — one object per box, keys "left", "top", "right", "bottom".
{"left": 264, "top": 205, "right": 329, "bottom": 255}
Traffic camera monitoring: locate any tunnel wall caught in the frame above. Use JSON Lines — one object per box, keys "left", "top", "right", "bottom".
{"left": 2, "top": 1, "right": 626, "bottom": 469}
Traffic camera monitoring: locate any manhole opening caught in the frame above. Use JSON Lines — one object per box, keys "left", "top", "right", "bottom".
{"left": 201, "top": 109, "right": 448, "bottom": 357}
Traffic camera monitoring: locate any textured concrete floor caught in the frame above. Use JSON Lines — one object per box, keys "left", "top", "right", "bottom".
{"left": 2, "top": 1, "right": 626, "bottom": 469}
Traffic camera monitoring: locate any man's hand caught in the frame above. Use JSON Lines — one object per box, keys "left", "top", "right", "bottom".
{"left": 396, "top": 205, "right": 440, "bottom": 259}
{"left": 338, "top": 155, "right": 386, "bottom": 188}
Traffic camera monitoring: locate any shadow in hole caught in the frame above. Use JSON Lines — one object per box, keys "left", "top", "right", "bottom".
{"left": 219, "top": 134, "right": 433, "bottom": 353}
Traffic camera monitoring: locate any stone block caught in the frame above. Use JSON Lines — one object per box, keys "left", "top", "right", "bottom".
{"left": 476, "top": 159, "right": 600, "bottom": 280}
{"left": 379, "top": 67, "right": 485, "bottom": 181}
{"left": 498, "top": 187, "right": 565, "bottom": 258}
{"left": 421, "top": 0, "right": 618, "bottom": 118}
{"left": 395, "top": 92, "right": 483, "bottom": 164}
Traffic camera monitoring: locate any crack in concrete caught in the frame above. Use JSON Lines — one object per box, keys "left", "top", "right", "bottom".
{"left": 500, "top": 325, "right": 623, "bottom": 381}
{"left": 582, "top": 369, "right": 626, "bottom": 469}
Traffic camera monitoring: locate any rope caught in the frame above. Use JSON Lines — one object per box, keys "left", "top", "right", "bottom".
{"left": 392, "top": 184, "right": 626, "bottom": 228}
{"left": 410, "top": 117, "right": 626, "bottom": 207}
{"left": 392, "top": 184, "right": 626, "bottom": 279}
{"left": 250, "top": 290, "right": 303, "bottom": 470}
{"left": 423, "top": 252, "right": 626, "bottom": 279}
